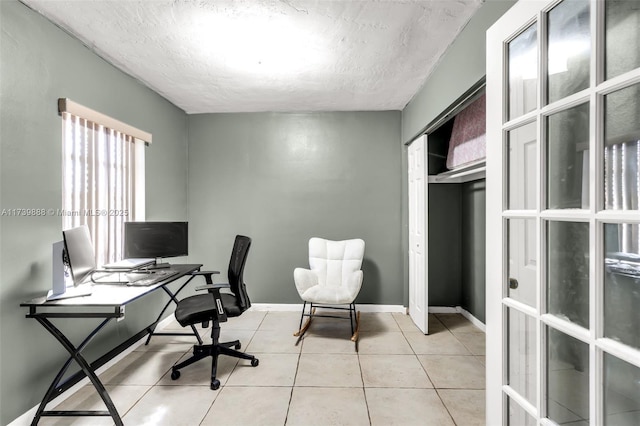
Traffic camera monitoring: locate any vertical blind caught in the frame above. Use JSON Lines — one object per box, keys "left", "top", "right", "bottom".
{"left": 60, "top": 99, "right": 149, "bottom": 267}
{"left": 604, "top": 139, "right": 640, "bottom": 252}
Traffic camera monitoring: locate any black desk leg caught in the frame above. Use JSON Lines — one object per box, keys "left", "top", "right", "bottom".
{"left": 32, "top": 317, "right": 123, "bottom": 426}
{"left": 145, "top": 275, "right": 203, "bottom": 346}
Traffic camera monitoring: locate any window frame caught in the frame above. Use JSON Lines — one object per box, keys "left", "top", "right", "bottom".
{"left": 59, "top": 98, "right": 149, "bottom": 266}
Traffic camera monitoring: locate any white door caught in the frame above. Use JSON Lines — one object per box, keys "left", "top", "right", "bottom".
{"left": 408, "top": 135, "right": 428, "bottom": 334}
{"left": 487, "top": 1, "right": 640, "bottom": 425}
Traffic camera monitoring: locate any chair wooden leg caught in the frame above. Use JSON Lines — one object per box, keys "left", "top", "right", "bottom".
{"left": 350, "top": 310, "right": 361, "bottom": 342}
{"left": 293, "top": 306, "right": 315, "bottom": 337}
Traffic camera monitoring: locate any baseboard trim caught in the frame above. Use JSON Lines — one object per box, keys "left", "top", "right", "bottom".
{"left": 249, "top": 303, "right": 406, "bottom": 313}
{"left": 428, "top": 306, "right": 486, "bottom": 332}
{"left": 427, "top": 306, "right": 459, "bottom": 314}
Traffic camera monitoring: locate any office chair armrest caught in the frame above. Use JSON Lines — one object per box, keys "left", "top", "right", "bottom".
{"left": 195, "top": 283, "right": 231, "bottom": 292}
{"left": 191, "top": 270, "right": 221, "bottom": 284}
{"left": 202, "top": 285, "right": 229, "bottom": 322}
{"left": 294, "top": 268, "right": 318, "bottom": 294}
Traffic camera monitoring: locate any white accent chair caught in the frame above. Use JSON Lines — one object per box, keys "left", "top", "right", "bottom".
{"left": 293, "top": 237, "right": 365, "bottom": 345}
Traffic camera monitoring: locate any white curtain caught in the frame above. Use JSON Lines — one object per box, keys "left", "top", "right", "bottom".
{"left": 62, "top": 113, "right": 143, "bottom": 267}
{"left": 604, "top": 139, "right": 640, "bottom": 253}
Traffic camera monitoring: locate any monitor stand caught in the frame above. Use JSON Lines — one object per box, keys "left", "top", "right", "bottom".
{"left": 147, "top": 258, "right": 171, "bottom": 269}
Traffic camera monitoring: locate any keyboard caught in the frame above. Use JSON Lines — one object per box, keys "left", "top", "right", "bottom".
{"left": 125, "top": 270, "right": 180, "bottom": 286}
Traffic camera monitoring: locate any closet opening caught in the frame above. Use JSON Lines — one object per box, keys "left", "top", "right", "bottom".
{"left": 425, "top": 80, "right": 487, "bottom": 325}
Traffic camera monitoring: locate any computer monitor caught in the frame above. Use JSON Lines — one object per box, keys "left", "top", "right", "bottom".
{"left": 62, "top": 224, "right": 97, "bottom": 285}
{"left": 124, "top": 222, "right": 188, "bottom": 266}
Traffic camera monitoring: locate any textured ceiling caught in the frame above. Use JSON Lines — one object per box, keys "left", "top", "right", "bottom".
{"left": 22, "top": 0, "right": 483, "bottom": 113}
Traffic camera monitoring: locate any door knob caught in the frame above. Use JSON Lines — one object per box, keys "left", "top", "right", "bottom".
{"left": 509, "top": 278, "right": 519, "bottom": 289}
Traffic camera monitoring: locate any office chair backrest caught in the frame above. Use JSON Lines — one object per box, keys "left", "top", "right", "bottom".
{"left": 308, "top": 237, "right": 365, "bottom": 287}
{"left": 228, "top": 235, "right": 252, "bottom": 310}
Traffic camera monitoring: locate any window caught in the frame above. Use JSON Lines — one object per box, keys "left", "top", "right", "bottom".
{"left": 59, "top": 99, "right": 149, "bottom": 267}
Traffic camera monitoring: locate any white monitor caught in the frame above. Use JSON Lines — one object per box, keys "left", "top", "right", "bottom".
{"left": 47, "top": 234, "right": 92, "bottom": 300}
{"left": 62, "top": 224, "right": 97, "bottom": 285}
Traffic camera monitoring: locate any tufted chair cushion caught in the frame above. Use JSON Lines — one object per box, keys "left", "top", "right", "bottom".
{"left": 294, "top": 238, "right": 365, "bottom": 304}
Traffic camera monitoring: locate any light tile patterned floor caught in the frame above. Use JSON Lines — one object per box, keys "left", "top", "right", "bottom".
{"left": 41, "top": 311, "right": 485, "bottom": 425}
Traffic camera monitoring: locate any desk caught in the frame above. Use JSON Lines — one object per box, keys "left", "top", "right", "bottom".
{"left": 21, "top": 263, "right": 202, "bottom": 426}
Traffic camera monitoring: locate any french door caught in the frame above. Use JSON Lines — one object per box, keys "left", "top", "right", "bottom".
{"left": 486, "top": 0, "right": 640, "bottom": 424}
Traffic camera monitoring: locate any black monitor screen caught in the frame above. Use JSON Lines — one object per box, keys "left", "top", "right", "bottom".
{"left": 63, "top": 225, "right": 96, "bottom": 285}
{"left": 124, "top": 222, "right": 188, "bottom": 259}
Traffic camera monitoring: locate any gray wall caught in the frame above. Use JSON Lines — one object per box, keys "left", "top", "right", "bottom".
{"left": 428, "top": 184, "right": 462, "bottom": 306}
{"left": 0, "top": 2, "right": 189, "bottom": 423}
{"left": 461, "top": 180, "right": 486, "bottom": 322}
{"left": 400, "top": 0, "right": 515, "bottom": 312}
{"left": 427, "top": 180, "right": 486, "bottom": 324}
{"left": 187, "top": 112, "right": 403, "bottom": 305}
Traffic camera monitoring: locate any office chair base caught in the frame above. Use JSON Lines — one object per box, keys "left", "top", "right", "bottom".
{"left": 170, "top": 339, "right": 259, "bottom": 390}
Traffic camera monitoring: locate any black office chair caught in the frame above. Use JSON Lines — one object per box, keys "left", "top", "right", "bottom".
{"left": 170, "top": 235, "right": 259, "bottom": 390}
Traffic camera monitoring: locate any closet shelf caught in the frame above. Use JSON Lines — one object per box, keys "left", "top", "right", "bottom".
{"left": 428, "top": 160, "right": 486, "bottom": 184}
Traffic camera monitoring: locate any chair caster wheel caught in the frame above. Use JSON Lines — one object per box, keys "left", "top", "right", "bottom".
{"left": 171, "top": 369, "right": 180, "bottom": 380}
{"left": 235, "top": 342, "right": 241, "bottom": 350}
{"left": 251, "top": 358, "right": 259, "bottom": 367}
{"left": 211, "top": 379, "right": 220, "bottom": 390}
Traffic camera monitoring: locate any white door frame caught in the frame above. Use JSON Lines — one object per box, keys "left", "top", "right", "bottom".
{"left": 408, "top": 135, "right": 428, "bottom": 334}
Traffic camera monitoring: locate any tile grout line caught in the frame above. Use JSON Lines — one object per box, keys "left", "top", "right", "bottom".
{"left": 434, "top": 388, "right": 460, "bottom": 426}
{"left": 357, "top": 343, "right": 373, "bottom": 425}
{"left": 283, "top": 324, "right": 304, "bottom": 426}
{"left": 403, "top": 314, "right": 481, "bottom": 426}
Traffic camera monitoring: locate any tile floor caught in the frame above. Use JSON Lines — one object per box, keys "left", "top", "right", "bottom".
{"left": 39, "top": 311, "right": 486, "bottom": 426}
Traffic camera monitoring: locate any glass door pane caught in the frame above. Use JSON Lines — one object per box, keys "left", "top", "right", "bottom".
{"left": 547, "top": 0, "right": 590, "bottom": 104}
{"left": 547, "top": 327, "right": 589, "bottom": 424}
{"left": 604, "top": 223, "right": 640, "bottom": 350}
{"left": 546, "top": 103, "right": 590, "bottom": 209}
{"left": 604, "top": 83, "right": 640, "bottom": 211}
{"left": 508, "top": 218, "right": 537, "bottom": 307}
{"left": 508, "top": 396, "right": 537, "bottom": 426}
{"left": 547, "top": 220, "right": 590, "bottom": 328}
{"left": 508, "top": 308, "right": 537, "bottom": 404}
{"left": 605, "top": 0, "right": 640, "bottom": 80}
{"left": 508, "top": 122, "right": 537, "bottom": 210}
{"left": 509, "top": 24, "right": 538, "bottom": 120}
{"left": 604, "top": 353, "right": 640, "bottom": 425}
